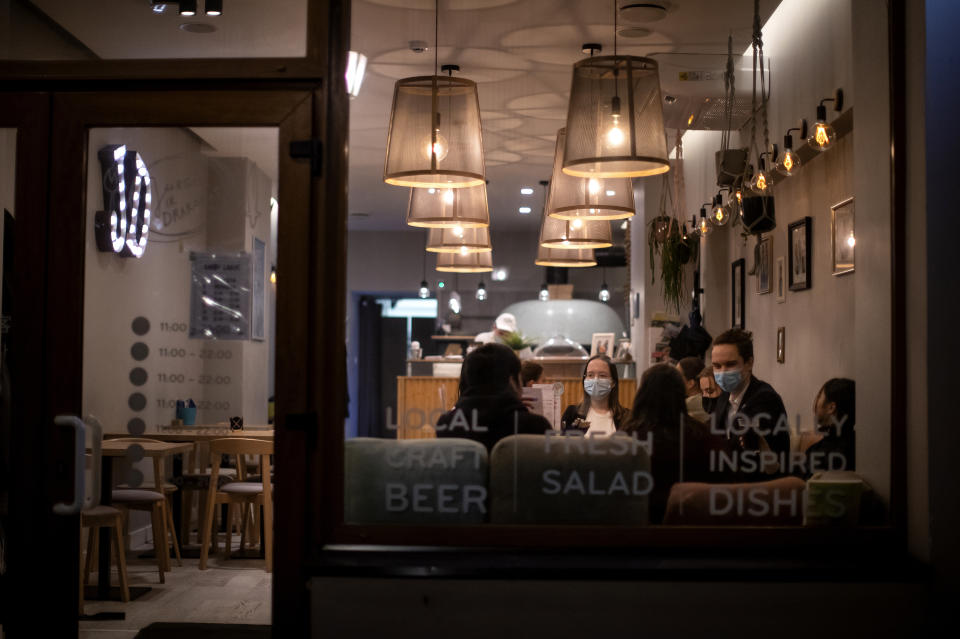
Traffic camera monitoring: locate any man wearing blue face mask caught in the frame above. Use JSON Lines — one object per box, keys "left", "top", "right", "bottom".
{"left": 709, "top": 329, "right": 790, "bottom": 469}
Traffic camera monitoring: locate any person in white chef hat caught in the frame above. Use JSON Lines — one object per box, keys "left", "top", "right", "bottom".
{"left": 474, "top": 312, "right": 518, "bottom": 345}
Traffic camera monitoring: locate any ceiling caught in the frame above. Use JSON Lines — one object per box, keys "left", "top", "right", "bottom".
{"left": 349, "top": 0, "right": 779, "bottom": 232}
{"left": 29, "top": 0, "right": 780, "bottom": 233}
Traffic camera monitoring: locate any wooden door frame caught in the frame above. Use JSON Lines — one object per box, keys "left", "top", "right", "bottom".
{"left": 37, "top": 87, "right": 326, "bottom": 635}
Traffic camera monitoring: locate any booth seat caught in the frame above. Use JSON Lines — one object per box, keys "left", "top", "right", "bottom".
{"left": 344, "top": 437, "right": 489, "bottom": 524}
{"left": 489, "top": 434, "right": 651, "bottom": 525}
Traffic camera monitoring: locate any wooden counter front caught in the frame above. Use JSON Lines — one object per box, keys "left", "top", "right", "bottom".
{"left": 396, "top": 376, "right": 637, "bottom": 439}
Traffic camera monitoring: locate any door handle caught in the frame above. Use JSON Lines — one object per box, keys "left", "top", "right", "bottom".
{"left": 53, "top": 415, "right": 86, "bottom": 515}
{"left": 84, "top": 415, "right": 103, "bottom": 509}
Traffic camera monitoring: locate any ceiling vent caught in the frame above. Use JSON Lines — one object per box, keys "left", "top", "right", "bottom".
{"left": 618, "top": 3, "right": 669, "bottom": 24}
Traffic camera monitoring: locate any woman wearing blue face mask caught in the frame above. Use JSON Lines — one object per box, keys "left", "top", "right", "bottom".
{"left": 560, "top": 355, "right": 628, "bottom": 436}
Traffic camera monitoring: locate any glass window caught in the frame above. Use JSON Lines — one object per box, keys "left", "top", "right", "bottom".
{"left": 341, "top": 0, "right": 893, "bottom": 539}
{"left": 1, "top": 0, "right": 307, "bottom": 60}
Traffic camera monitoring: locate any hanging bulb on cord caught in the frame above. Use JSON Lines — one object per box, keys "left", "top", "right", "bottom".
{"left": 587, "top": 177, "right": 602, "bottom": 195}
{"left": 476, "top": 280, "right": 487, "bottom": 301}
{"left": 418, "top": 280, "right": 430, "bottom": 299}
{"left": 599, "top": 282, "right": 610, "bottom": 303}
{"left": 539, "top": 283, "right": 550, "bottom": 301}
{"left": 421, "top": 109, "right": 450, "bottom": 162}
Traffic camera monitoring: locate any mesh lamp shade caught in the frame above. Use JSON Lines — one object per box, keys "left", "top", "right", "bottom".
{"left": 535, "top": 244, "right": 596, "bottom": 267}
{"left": 384, "top": 75, "right": 485, "bottom": 189}
{"left": 405, "top": 183, "right": 490, "bottom": 228}
{"left": 547, "top": 128, "right": 635, "bottom": 221}
{"left": 436, "top": 251, "right": 493, "bottom": 273}
{"left": 539, "top": 209, "right": 613, "bottom": 249}
{"left": 563, "top": 56, "right": 670, "bottom": 179}
{"left": 426, "top": 226, "right": 491, "bottom": 254}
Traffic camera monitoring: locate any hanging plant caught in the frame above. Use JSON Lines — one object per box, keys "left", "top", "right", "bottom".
{"left": 659, "top": 220, "right": 687, "bottom": 314}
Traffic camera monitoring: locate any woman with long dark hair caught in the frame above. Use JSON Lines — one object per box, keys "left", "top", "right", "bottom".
{"left": 560, "top": 355, "right": 628, "bottom": 436}
{"left": 621, "top": 363, "right": 729, "bottom": 523}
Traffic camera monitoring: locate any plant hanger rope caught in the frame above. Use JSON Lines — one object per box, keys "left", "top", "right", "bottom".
{"left": 748, "top": 0, "right": 771, "bottom": 167}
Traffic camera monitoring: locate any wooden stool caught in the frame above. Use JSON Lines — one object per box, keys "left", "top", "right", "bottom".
{"left": 81, "top": 505, "right": 129, "bottom": 602}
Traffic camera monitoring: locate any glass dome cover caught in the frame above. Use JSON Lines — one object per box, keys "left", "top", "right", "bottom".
{"left": 532, "top": 334, "right": 589, "bottom": 359}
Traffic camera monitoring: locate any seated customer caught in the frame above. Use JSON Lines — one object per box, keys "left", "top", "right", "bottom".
{"left": 560, "top": 355, "right": 628, "bottom": 436}
{"left": 521, "top": 360, "right": 545, "bottom": 387}
{"left": 436, "top": 343, "right": 551, "bottom": 450}
{"left": 710, "top": 329, "right": 790, "bottom": 466}
{"left": 676, "top": 356, "right": 708, "bottom": 423}
{"left": 621, "top": 364, "right": 730, "bottom": 523}
{"left": 800, "top": 377, "right": 856, "bottom": 475}
{"left": 699, "top": 365, "right": 721, "bottom": 415}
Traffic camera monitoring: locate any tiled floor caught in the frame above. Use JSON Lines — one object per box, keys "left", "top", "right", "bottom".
{"left": 79, "top": 541, "right": 271, "bottom": 638}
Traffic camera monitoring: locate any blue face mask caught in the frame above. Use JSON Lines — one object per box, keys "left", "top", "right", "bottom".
{"left": 584, "top": 378, "right": 612, "bottom": 398}
{"left": 714, "top": 369, "right": 743, "bottom": 394}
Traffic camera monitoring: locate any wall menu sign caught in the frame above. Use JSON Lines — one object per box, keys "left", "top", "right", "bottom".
{"left": 94, "top": 144, "right": 152, "bottom": 258}
{"left": 189, "top": 252, "right": 252, "bottom": 340}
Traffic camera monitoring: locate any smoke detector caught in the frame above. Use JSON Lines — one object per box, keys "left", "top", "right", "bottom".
{"left": 619, "top": 3, "right": 669, "bottom": 23}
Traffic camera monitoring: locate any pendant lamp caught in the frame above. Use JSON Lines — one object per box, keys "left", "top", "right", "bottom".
{"left": 436, "top": 250, "right": 493, "bottom": 273}
{"left": 535, "top": 244, "right": 597, "bottom": 267}
{"left": 539, "top": 210, "right": 612, "bottom": 249}
{"left": 547, "top": 128, "right": 635, "bottom": 222}
{"left": 426, "top": 226, "right": 491, "bottom": 254}
{"left": 562, "top": 7, "right": 669, "bottom": 179}
{"left": 405, "top": 182, "right": 490, "bottom": 228}
{"left": 383, "top": 1, "right": 484, "bottom": 189}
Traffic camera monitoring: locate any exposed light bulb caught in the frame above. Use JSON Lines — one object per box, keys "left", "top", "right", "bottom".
{"left": 587, "top": 178, "right": 602, "bottom": 195}
{"left": 698, "top": 208, "right": 711, "bottom": 236}
{"left": 539, "top": 284, "right": 550, "bottom": 301}
{"left": 459, "top": 245, "right": 469, "bottom": 256}
{"left": 599, "top": 284, "right": 610, "bottom": 303}
{"left": 270, "top": 267, "right": 277, "bottom": 285}
{"left": 476, "top": 282, "right": 487, "bottom": 301}
{"left": 422, "top": 127, "right": 449, "bottom": 161}
{"left": 452, "top": 224, "right": 464, "bottom": 237}
{"left": 448, "top": 292, "right": 462, "bottom": 315}
{"left": 442, "top": 189, "right": 454, "bottom": 205}
{"left": 606, "top": 118, "right": 625, "bottom": 147}
{"left": 418, "top": 280, "right": 430, "bottom": 299}
{"left": 777, "top": 149, "right": 800, "bottom": 176}
{"left": 712, "top": 202, "right": 730, "bottom": 226}
{"left": 571, "top": 218, "right": 583, "bottom": 230}
{"left": 846, "top": 234, "right": 856, "bottom": 248}
{"left": 808, "top": 105, "right": 835, "bottom": 152}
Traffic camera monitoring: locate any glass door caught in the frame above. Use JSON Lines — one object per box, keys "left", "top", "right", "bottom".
{"left": 2, "top": 89, "right": 316, "bottom": 636}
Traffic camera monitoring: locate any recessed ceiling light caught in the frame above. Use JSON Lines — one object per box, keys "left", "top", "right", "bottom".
{"left": 518, "top": 207, "right": 532, "bottom": 214}
{"left": 520, "top": 187, "right": 534, "bottom": 195}
{"left": 179, "top": 22, "right": 217, "bottom": 33}
{"left": 619, "top": 3, "right": 669, "bottom": 23}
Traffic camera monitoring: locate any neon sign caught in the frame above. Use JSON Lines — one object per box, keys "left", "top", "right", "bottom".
{"left": 94, "top": 145, "right": 151, "bottom": 258}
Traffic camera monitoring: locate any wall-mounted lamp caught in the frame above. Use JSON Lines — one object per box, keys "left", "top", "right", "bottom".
{"left": 698, "top": 206, "right": 711, "bottom": 236}
{"left": 270, "top": 265, "right": 277, "bottom": 285}
{"left": 710, "top": 192, "right": 731, "bottom": 227}
{"left": 776, "top": 120, "right": 808, "bottom": 176}
{"left": 749, "top": 154, "right": 772, "bottom": 194}
{"left": 808, "top": 89, "right": 844, "bottom": 152}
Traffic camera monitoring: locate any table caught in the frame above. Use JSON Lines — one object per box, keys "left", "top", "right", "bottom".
{"left": 113, "top": 429, "right": 275, "bottom": 556}
{"left": 87, "top": 440, "right": 193, "bottom": 602}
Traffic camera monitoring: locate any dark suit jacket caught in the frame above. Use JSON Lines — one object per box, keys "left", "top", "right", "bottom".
{"left": 711, "top": 376, "right": 790, "bottom": 465}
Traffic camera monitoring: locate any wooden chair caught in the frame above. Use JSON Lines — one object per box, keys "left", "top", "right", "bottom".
{"left": 109, "top": 437, "right": 182, "bottom": 568}
{"left": 199, "top": 438, "right": 273, "bottom": 572}
{"left": 81, "top": 505, "right": 130, "bottom": 601}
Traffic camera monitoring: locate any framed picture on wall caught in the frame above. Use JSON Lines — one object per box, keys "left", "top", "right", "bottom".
{"left": 775, "top": 256, "right": 786, "bottom": 303}
{"left": 590, "top": 332, "right": 615, "bottom": 357}
{"left": 756, "top": 236, "right": 772, "bottom": 294}
{"left": 788, "top": 216, "right": 812, "bottom": 291}
{"left": 831, "top": 197, "right": 855, "bottom": 275}
{"left": 732, "top": 258, "right": 745, "bottom": 329}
